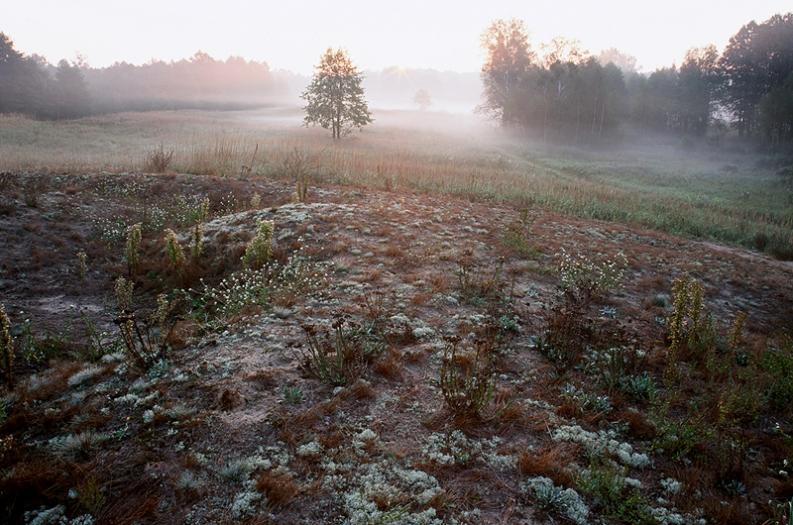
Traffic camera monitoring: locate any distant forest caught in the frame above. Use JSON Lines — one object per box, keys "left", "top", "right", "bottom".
{"left": 1, "top": 11, "right": 792, "bottom": 148}
{"left": 0, "top": 34, "right": 293, "bottom": 117}
{"left": 481, "top": 13, "right": 793, "bottom": 147}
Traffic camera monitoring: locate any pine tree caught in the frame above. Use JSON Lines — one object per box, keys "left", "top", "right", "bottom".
{"left": 302, "top": 49, "right": 372, "bottom": 139}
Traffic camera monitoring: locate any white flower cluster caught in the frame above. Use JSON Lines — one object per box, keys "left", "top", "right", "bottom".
{"left": 193, "top": 248, "right": 328, "bottom": 320}
{"left": 552, "top": 424, "right": 651, "bottom": 468}
{"left": 522, "top": 476, "right": 590, "bottom": 525}
{"left": 422, "top": 431, "right": 516, "bottom": 470}
{"left": 556, "top": 248, "right": 627, "bottom": 296}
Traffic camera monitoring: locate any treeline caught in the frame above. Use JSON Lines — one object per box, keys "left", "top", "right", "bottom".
{"left": 0, "top": 33, "right": 288, "bottom": 119}
{"left": 481, "top": 14, "right": 793, "bottom": 147}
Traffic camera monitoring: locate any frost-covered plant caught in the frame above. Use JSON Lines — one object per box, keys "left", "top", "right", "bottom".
{"left": 439, "top": 334, "right": 496, "bottom": 419}
{"left": 560, "top": 383, "right": 612, "bottom": 414}
{"left": 124, "top": 223, "right": 142, "bottom": 275}
{"left": 67, "top": 365, "right": 104, "bottom": 388}
{"left": 48, "top": 431, "right": 109, "bottom": 458}
{"left": 422, "top": 431, "right": 515, "bottom": 470}
{"left": 242, "top": 219, "right": 274, "bottom": 269}
{"left": 164, "top": 228, "right": 185, "bottom": 269}
{"left": 552, "top": 423, "right": 651, "bottom": 468}
{"left": 249, "top": 192, "right": 261, "bottom": 208}
{"left": 557, "top": 248, "right": 627, "bottom": 301}
{"left": 0, "top": 304, "right": 14, "bottom": 386}
{"left": 523, "top": 476, "right": 590, "bottom": 525}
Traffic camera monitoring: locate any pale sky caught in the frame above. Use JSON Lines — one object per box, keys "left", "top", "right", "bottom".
{"left": 1, "top": 1, "right": 790, "bottom": 73}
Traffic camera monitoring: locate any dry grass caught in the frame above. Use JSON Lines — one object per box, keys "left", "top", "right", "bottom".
{"left": 2, "top": 109, "right": 791, "bottom": 257}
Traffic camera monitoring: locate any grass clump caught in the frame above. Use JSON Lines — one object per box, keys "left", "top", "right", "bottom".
{"left": 299, "top": 315, "right": 375, "bottom": 386}
{"left": 439, "top": 333, "right": 496, "bottom": 419}
{"left": 143, "top": 143, "right": 174, "bottom": 173}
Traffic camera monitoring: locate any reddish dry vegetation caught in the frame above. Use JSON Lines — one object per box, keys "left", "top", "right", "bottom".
{"left": 0, "top": 170, "right": 791, "bottom": 524}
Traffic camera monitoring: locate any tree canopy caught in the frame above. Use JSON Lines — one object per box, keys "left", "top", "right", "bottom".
{"left": 480, "top": 13, "right": 793, "bottom": 147}
{"left": 302, "top": 48, "right": 372, "bottom": 139}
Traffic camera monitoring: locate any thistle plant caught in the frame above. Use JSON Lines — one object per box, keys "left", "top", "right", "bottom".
{"left": 125, "top": 223, "right": 143, "bottom": 275}
{"left": 198, "top": 197, "right": 210, "bottom": 223}
{"left": 0, "top": 304, "right": 14, "bottom": 386}
{"left": 667, "top": 275, "right": 705, "bottom": 356}
{"left": 76, "top": 251, "right": 88, "bottom": 280}
{"left": 114, "top": 276, "right": 134, "bottom": 313}
{"left": 190, "top": 223, "right": 203, "bottom": 261}
{"left": 242, "top": 220, "right": 274, "bottom": 269}
{"left": 164, "top": 229, "right": 185, "bottom": 269}
{"left": 250, "top": 192, "right": 261, "bottom": 208}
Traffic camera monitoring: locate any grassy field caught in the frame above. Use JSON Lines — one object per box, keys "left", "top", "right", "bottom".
{"left": 1, "top": 108, "right": 791, "bottom": 258}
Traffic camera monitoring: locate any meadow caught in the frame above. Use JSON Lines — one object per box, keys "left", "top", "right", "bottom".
{"left": 1, "top": 108, "right": 791, "bottom": 259}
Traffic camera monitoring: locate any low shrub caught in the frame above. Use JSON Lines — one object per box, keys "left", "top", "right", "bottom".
{"left": 439, "top": 333, "right": 496, "bottom": 419}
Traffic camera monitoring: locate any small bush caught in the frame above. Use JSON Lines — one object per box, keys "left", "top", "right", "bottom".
{"left": 144, "top": 144, "right": 174, "bottom": 173}
{"left": 456, "top": 250, "right": 506, "bottom": 306}
{"left": 557, "top": 249, "right": 627, "bottom": 303}
{"left": 242, "top": 220, "right": 274, "bottom": 269}
{"left": 299, "top": 315, "right": 375, "bottom": 386}
{"left": 439, "top": 333, "right": 496, "bottom": 419}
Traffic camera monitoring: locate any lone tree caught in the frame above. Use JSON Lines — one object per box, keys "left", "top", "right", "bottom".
{"left": 302, "top": 48, "right": 372, "bottom": 139}
{"left": 413, "top": 88, "right": 432, "bottom": 111}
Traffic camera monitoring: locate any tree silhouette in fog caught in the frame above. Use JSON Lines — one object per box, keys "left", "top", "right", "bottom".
{"left": 302, "top": 49, "right": 372, "bottom": 139}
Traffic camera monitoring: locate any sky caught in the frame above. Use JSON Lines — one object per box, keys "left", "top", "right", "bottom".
{"left": 2, "top": 1, "right": 791, "bottom": 73}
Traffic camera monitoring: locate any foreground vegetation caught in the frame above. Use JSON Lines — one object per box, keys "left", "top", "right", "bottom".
{"left": 1, "top": 109, "right": 791, "bottom": 259}
{"left": 0, "top": 159, "right": 791, "bottom": 523}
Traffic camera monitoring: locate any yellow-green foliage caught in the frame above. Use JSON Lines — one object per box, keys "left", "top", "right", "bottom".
{"left": 242, "top": 220, "right": 274, "bottom": 269}
{"left": 667, "top": 275, "right": 705, "bottom": 355}
{"left": 0, "top": 304, "right": 13, "bottom": 385}
{"left": 114, "top": 276, "right": 134, "bottom": 313}
{"left": 125, "top": 223, "right": 142, "bottom": 274}
{"left": 728, "top": 311, "right": 747, "bottom": 352}
{"left": 152, "top": 293, "right": 173, "bottom": 334}
{"left": 77, "top": 250, "right": 88, "bottom": 280}
{"left": 191, "top": 223, "right": 203, "bottom": 260}
{"left": 250, "top": 192, "right": 261, "bottom": 208}
{"left": 164, "top": 228, "right": 185, "bottom": 268}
